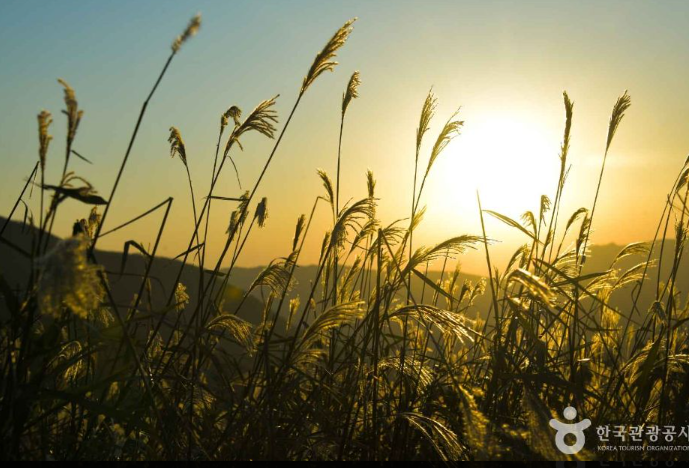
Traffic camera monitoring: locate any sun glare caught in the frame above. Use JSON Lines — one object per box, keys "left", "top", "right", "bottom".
{"left": 429, "top": 112, "right": 561, "bottom": 220}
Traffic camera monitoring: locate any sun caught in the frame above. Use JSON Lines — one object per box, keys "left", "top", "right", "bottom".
{"left": 427, "top": 111, "right": 562, "bottom": 223}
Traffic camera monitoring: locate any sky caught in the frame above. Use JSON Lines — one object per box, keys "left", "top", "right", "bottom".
{"left": 1, "top": 0, "right": 689, "bottom": 274}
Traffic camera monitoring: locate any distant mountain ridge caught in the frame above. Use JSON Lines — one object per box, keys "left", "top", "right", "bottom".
{"left": 2, "top": 216, "right": 686, "bottom": 325}
{"left": 0, "top": 217, "right": 268, "bottom": 330}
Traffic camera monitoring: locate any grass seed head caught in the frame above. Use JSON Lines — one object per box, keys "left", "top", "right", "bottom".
{"left": 37, "top": 235, "right": 103, "bottom": 319}
{"left": 57, "top": 79, "right": 83, "bottom": 147}
{"left": 37, "top": 110, "right": 53, "bottom": 171}
{"left": 342, "top": 70, "right": 361, "bottom": 117}
{"left": 255, "top": 197, "right": 269, "bottom": 228}
{"left": 301, "top": 18, "right": 356, "bottom": 95}
{"left": 168, "top": 126, "right": 187, "bottom": 166}
{"left": 172, "top": 13, "right": 201, "bottom": 52}
{"left": 606, "top": 90, "right": 631, "bottom": 153}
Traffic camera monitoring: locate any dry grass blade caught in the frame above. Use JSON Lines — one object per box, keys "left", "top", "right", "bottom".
{"left": 43, "top": 178, "right": 107, "bottom": 206}
{"left": 485, "top": 210, "right": 539, "bottom": 242}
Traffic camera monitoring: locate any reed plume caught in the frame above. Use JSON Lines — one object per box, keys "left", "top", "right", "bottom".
{"left": 342, "top": 70, "right": 361, "bottom": 117}
{"left": 255, "top": 197, "right": 269, "bottom": 228}
{"left": 605, "top": 90, "right": 631, "bottom": 154}
{"left": 225, "top": 96, "right": 279, "bottom": 153}
{"left": 37, "top": 110, "right": 53, "bottom": 172}
{"left": 301, "top": 19, "right": 357, "bottom": 95}
{"left": 172, "top": 13, "right": 202, "bottom": 53}
{"left": 169, "top": 126, "right": 198, "bottom": 233}
{"left": 168, "top": 126, "right": 188, "bottom": 166}
{"left": 57, "top": 79, "right": 83, "bottom": 150}
{"left": 581, "top": 91, "right": 632, "bottom": 265}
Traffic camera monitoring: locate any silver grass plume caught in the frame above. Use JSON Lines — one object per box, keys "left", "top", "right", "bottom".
{"left": 172, "top": 13, "right": 201, "bottom": 53}
{"left": 341, "top": 70, "right": 361, "bottom": 117}
{"left": 295, "top": 301, "right": 365, "bottom": 352}
{"left": 249, "top": 260, "right": 293, "bottom": 297}
{"left": 174, "top": 282, "right": 190, "bottom": 312}
{"left": 424, "top": 108, "right": 463, "bottom": 178}
{"left": 37, "top": 235, "right": 103, "bottom": 319}
{"left": 399, "top": 413, "right": 463, "bottom": 461}
{"left": 560, "top": 91, "right": 574, "bottom": 163}
{"left": 293, "top": 214, "right": 307, "bottom": 252}
{"left": 301, "top": 19, "right": 357, "bottom": 95}
{"left": 366, "top": 169, "right": 376, "bottom": 199}
{"left": 255, "top": 197, "right": 269, "bottom": 228}
{"left": 317, "top": 169, "right": 335, "bottom": 208}
{"left": 37, "top": 110, "right": 53, "bottom": 171}
{"left": 416, "top": 90, "right": 437, "bottom": 154}
{"left": 506, "top": 268, "right": 556, "bottom": 307}
{"left": 168, "top": 126, "right": 188, "bottom": 166}
{"left": 206, "top": 313, "right": 255, "bottom": 355}
{"left": 225, "top": 97, "right": 279, "bottom": 153}
{"left": 221, "top": 105, "right": 242, "bottom": 133}
{"left": 605, "top": 90, "right": 631, "bottom": 154}
{"left": 57, "top": 79, "right": 83, "bottom": 147}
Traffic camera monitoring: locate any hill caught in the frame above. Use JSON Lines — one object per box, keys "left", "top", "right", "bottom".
{"left": 3, "top": 216, "right": 686, "bottom": 329}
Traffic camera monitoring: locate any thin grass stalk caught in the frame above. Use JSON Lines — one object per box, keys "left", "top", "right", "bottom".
{"left": 90, "top": 52, "right": 177, "bottom": 254}
{"left": 158, "top": 95, "right": 304, "bottom": 377}
{"left": 225, "top": 200, "right": 322, "bottom": 409}
{"left": 0, "top": 162, "right": 38, "bottom": 237}
{"left": 102, "top": 198, "right": 173, "bottom": 405}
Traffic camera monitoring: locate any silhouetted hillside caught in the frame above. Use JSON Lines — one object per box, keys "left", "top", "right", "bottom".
{"left": 0, "top": 217, "right": 269, "bottom": 330}
{"left": 3, "top": 216, "right": 686, "bottom": 329}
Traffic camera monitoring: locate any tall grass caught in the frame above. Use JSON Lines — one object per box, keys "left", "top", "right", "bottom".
{"left": 1, "top": 14, "right": 689, "bottom": 462}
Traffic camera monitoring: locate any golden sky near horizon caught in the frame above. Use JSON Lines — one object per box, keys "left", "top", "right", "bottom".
{"left": 1, "top": 1, "right": 689, "bottom": 275}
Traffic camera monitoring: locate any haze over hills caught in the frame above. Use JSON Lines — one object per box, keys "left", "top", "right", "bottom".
{"left": 3, "top": 215, "right": 686, "bottom": 327}
{"left": 0, "top": 217, "right": 268, "bottom": 331}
